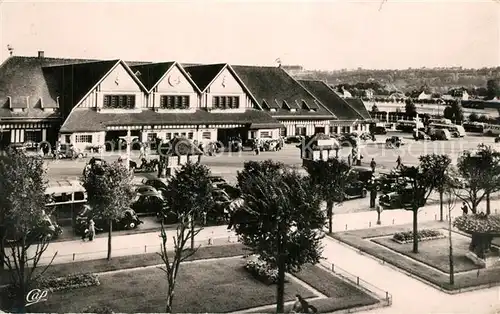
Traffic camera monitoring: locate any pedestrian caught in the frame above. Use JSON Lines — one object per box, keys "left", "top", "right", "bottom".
{"left": 461, "top": 202, "right": 469, "bottom": 215}
{"left": 139, "top": 144, "right": 146, "bottom": 160}
{"left": 290, "top": 294, "right": 311, "bottom": 313}
{"left": 370, "top": 158, "right": 377, "bottom": 172}
{"left": 88, "top": 219, "right": 98, "bottom": 241}
{"left": 347, "top": 154, "right": 352, "bottom": 166}
{"left": 396, "top": 155, "right": 402, "bottom": 169}
{"left": 202, "top": 211, "right": 207, "bottom": 226}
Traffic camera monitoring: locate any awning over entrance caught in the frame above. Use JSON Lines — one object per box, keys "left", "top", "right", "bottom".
{"left": 249, "top": 122, "right": 284, "bottom": 129}
{"left": 60, "top": 108, "right": 281, "bottom": 133}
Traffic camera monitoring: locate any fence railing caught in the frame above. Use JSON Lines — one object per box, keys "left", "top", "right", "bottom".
{"left": 319, "top": 260, "right": 392, "bottom": 306}
{"left": 35, "top": 235, "right": 239, "bottom": 265}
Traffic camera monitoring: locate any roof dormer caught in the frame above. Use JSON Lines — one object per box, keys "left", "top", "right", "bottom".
{"left": 300, "top": 100, "right": 311, "bottom": 110}
{"left": 261, "top": 99, "right": 271, "bottom": 110}
{"left": 281, "top": 100, "right": 291, "bottom": 110}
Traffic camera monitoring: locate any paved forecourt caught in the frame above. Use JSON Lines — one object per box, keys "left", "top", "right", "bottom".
{"left": 45, "top": 132, "right": 496, "bottom": 183}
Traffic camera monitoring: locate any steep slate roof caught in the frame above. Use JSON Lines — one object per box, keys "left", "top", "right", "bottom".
{"left": 129, "top": 62, "right": 176, "bottom": 91}
{"left": 0, "top": 56, "right": 99, "bottom": 118}
{"left": 344, "top": 98, "right": 372, "bottom": 120}
{"left": 44, "top": 59, "right": 148, "bottom": 120}
{"left": 298, "top": 80, "right": 365, "bottom": 121}
{"left": 183, "top": 64, "right": 227, "bottom": 91}
{"left": 231, "top": 65, "right": 336, "bottom": 119}
{"left": 60, "top": 108, "right": 280, "bottom": 133}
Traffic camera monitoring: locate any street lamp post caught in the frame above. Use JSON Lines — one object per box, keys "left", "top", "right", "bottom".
{"left": 125, "top": 129, "right": 132, "bottom": 171}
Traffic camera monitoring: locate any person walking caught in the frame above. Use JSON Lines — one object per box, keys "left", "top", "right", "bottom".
{"left": 461, "top": 202, "right": 469, "bottom": 216}
{"left": 370, "top": 158, "right": 377, "bottom": 172}
{"left": 347, "top": 154, "right": 352, "bottom": 166}
{"left": 139, "top": 144, "right": 146, "bottom": 160}
{"left": 396, "top": 155, "right": 402, "bottom": 169}
{"left": 88, "top": 219, "right": 97, "bottom": 241}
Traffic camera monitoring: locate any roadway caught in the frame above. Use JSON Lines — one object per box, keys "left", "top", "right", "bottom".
{"left": 45, "top": 132, "right": 498, "bottom": 185}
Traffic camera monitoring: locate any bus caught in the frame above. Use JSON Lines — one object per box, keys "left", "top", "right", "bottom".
{"left": 46, "top": 180, "right": 87, "bottom": 227}
{"left": 395, "top": 120, "right": 424, "bottom": 133}
{"left": 463, "top": 122, "right": 484, "bottom": 133}
{"left": 428, "top": 123, "right": 466, "bottom": 137}
{"left": 483, "top": 124, "right": 500, "bottom": 136}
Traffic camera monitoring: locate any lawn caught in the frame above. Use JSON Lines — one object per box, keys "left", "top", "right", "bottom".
{"left": 0, "top": 243, "right": 248, "bottom": 286}
{"left": 372, "top": 232, "right": 478, "bottom": 273}
{"left": 329, "top": 221, "right": 500, "bottom": 291}
{"left": 29, "top": 257, "right": 316, "bottom": 313}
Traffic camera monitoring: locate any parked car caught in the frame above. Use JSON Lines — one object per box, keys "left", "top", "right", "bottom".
{"left": 143, "top": 178, "right": 169, "bottom": 198}
{"left": 57, "top": 144, "right": 86, "bottom": 159}
{"left": 413, "top": 130, "right": 430, "bottom": 140}
{"left": 132, "top": 193, "right": 164, "bottom": 215}
{"left": 285, "top": 136, "right": 303, "bottom": 144}
{"left": 135, "top": 185, "right": 162, "bottom": 199}
{"left": 428, "top": 129, "right": 451, "bottom": 141}
{"left": 75, "top": 206, "right": 142, "bottom": 235}
{"left": 370, "top": 126, "right": 387, "bottom": 135}
{"left": 379, "top": 188, "right": 415, "bottom": 209}
{"left": 385, "top": 136, "right": 403, "bottom": 148}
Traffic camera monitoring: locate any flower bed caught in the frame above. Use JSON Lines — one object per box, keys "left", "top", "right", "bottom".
{"left": 244, "top": 256, "right": 279, "bottom": 285}
{"left": 36, "top": 273, "right": 100, "bottom": 292}
{"left": 453, "top": 213, "right": 500, "bottom": 234}
{"left": 392, "top": 229, "right": 444, "bottom": 244}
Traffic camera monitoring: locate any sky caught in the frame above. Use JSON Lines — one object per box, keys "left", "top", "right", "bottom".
{"left": 0, "top": 0, "right": 499, "bottom": 70}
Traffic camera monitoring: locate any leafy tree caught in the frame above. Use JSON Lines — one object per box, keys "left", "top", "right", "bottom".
{"left": 81, "top": 161, "right": 135, "bottom": 260}
{"left": 486, "top": 79, "right": 500, "bottom": 100}
{"left": 162, "top": 162, "right": 214, "bottom": 249}
{"left": 0, "top": 149, "right": 57, "bottom": 312}
{"left": 425, "top": 155, "right": 452, "bottom": 221}
{"left": 393, "top": 154, "right": 451, "bottom": 253}
{"left": 231, "top": 161, "right": 325, "bottom": 313}
{"left": 371, "top": 104, "right": 379, "bottom": 112}
{"left": 304, "top": 158, "right": 356, "bottom": 233}
{"left": 405, "top": 99, "right": 417, "bottom": 117}
{"left": 468, "top": 113, "right": 479, "bottom": 122}
{"left": 453, "top": 144, "right": 500, "bottom": 215}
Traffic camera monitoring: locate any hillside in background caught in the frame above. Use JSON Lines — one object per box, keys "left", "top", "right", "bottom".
{"left": 288, "top": 67, "right": 500, "bottom": 94}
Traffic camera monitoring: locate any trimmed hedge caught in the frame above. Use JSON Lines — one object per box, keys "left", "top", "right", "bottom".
{"left": 393, "top": 229, "right": 443, "bottom": 243}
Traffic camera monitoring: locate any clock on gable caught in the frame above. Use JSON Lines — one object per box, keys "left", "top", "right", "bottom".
{"left": 168, "top": 75, "right": 181, "bottom": 87}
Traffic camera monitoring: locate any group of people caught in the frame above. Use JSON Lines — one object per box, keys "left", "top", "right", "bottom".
{"left": 81, "top": 218, "right": 100, "bottom": 241}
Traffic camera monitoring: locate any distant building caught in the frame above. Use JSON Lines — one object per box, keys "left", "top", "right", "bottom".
{"left": 417, "top": 91, "right": 432, "bottom": 100}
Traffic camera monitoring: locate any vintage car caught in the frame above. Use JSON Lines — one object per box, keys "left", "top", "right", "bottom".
{"left": 379, "top": 187, "right": 416, "bottom": 209}
{"left": 385, "top": 136, "right": 403, "bottom": 148}
{"left": 75, "top": 206, "right": 143, "bottom": 235}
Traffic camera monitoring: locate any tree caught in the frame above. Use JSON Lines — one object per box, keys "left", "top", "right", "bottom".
{"left": 405, "top": 99, "right": 417, "bottom": 117}
{"left": 393, "top": 154, "right": 451, "bottom": 253}
{"left": 445, "top": 185, "right": 457, "bottom": 285}
{"left": 304, "top": 158, "right": 355, "bottom": 233}
{"left": 0, "top": 149, "right": 57, "bottom": 312}
{"left": 231, "top": 161, "right": 325, "bottom": 313}
{"left": 443, "top": 102, "right": 464, "bottom": 124}
{"left": 162, "top": 162, "right": 214, "bottom": 250}
{"left": 486, "top": 79, "right": 500, "bottom": 100}
{"left": 81, "top": 161, "right": 135, "bottom": 260}
{"left": 158, "top": 219, "right": 201, "bottom": 313}
{"left": 468, "top": 113, "right": 479, "bottom": 122}
{"left": 427, "top": 154, "right": 453, "bottom": 221}
{"left": 371, "top": 104, "right": 379, "bottom": 113}
{"left": 453, "top": 145, "right": 500, "bottom": 215}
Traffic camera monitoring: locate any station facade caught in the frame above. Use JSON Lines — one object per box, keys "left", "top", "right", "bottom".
{"left": 0, "top": 52, "right": 371, "bottom": 151}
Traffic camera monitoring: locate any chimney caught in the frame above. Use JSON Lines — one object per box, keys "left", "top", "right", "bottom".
{"left": 7, "top": 96, "right": 11, "bottom": 109}
{"left": 38, "top": 51, "right": 44, "bottom": 58}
